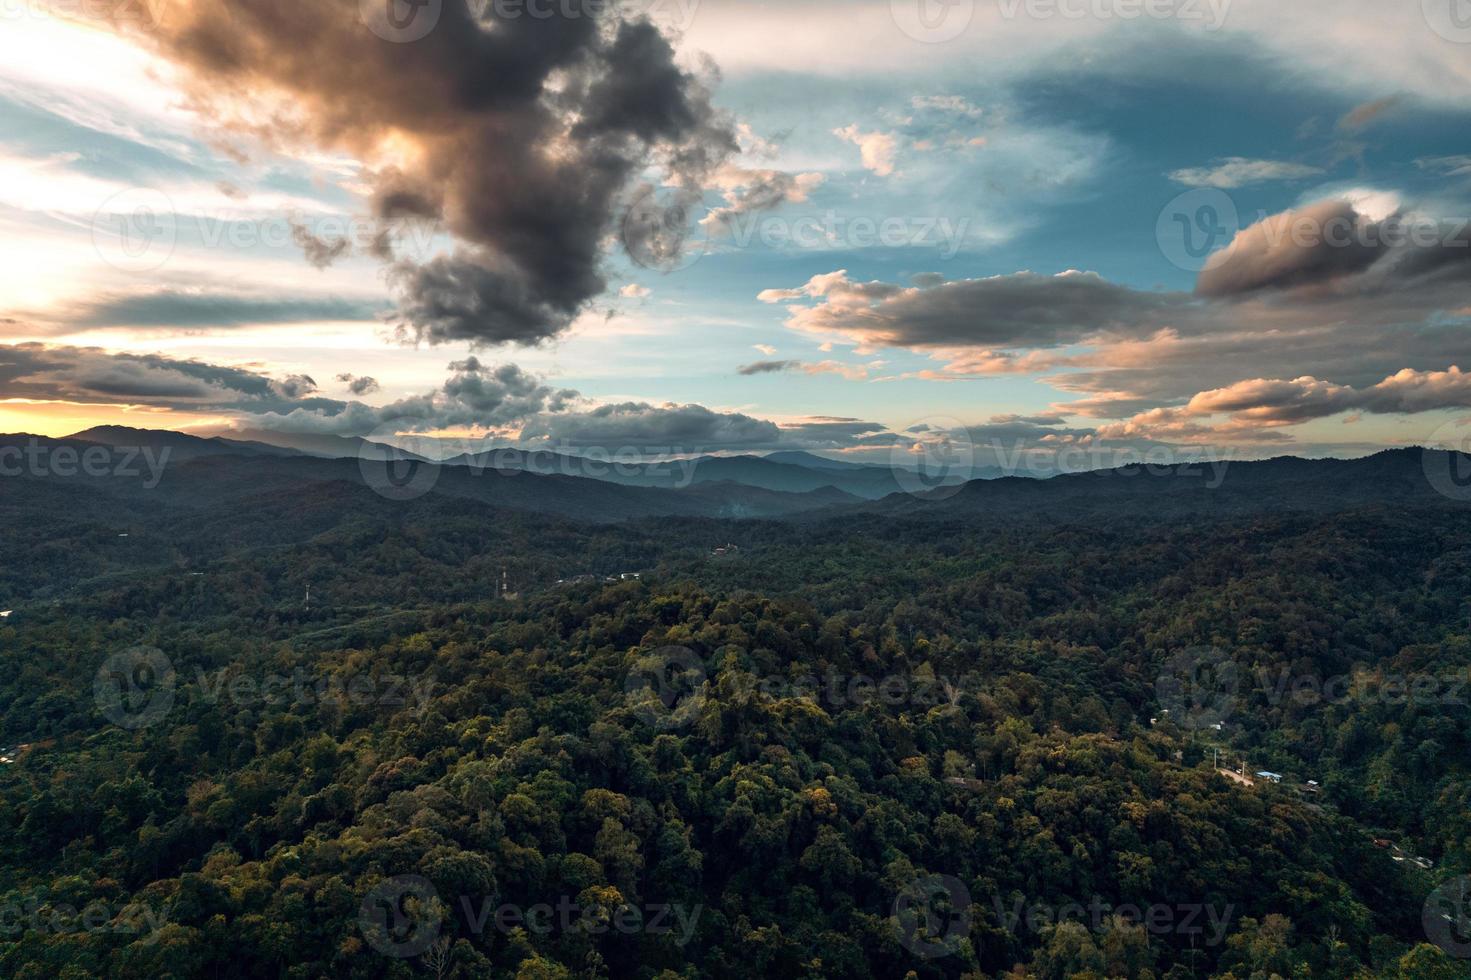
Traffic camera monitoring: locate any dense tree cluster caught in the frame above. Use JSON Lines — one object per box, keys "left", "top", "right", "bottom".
{"left": 1, "top": 489, "right": 1468, "bottom": 977}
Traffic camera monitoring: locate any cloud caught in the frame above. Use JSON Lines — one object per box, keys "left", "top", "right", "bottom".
{"left": 619, "top": 284, "right": 651, "bottom": 299}
{"left": 776, "top": 417, "right": 897, "bottom": 450}
{"left": 1167, "top": 157, "right": 1324, "bottom": 189}
{"left": 761, "top": 268, "right": 1181, "bottom": 350}
{"left": 518, "top": 401, "right": 781, "bottom": 450}
{"left": 1195, "top": 198, "right": 1386, "bottom": 297}
{"left": 1196, "top": 196, "right": 1471, "bottom": 298}
{"left": 737, "top": 359, "right": 800, "bottom": 375}
{"left": 701, "top": 167, "right": 825, "bottom": 230}
{"left": 736, "top": 358, "right": 874, "bottom": 380}
{"left": 41, "top": 288, "right": 381, "bottom": 330}
{"left": 753, "top": 344, "right": 777, "bottom": 356}
{"left": 1338, "top": 95, "right": 1401, "bottom": 131}
{"left": 910, "top": 95, "right": 983, "bottom": 119}
{"left": 0, "top": 343, "right": 901, "bottom": 455}
{"left": 290, "top": 219, "right": 352, "bottom": 269}
{"left": 1086, "top": 366, "right": 1471, "bottom": 445}
{"left": 1417, "top": 155, "right": 1471, "bottom": 177}
{"left": 1185, "top": 367, "right": 1471, "bottom": 424}
{"left": 0, "top": 342, "right": 345, "bottom": 415}
{"left": 753, "top": 192, "right": 1471, "bottom": 446}
{"left": 96, "top": 2, "right": 739, "bottom": 348}
{"left": 833, "top": 125, "right": 898, "bottom": 176}
{"left": 336, "top": 373, "right": 380, "bottom": 396}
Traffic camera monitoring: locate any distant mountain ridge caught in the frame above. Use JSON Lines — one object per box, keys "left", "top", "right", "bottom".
{"left": 850, "top": 447, "right": 1464, "bottom": 521}
{"left": 18, "top": 427, "right": 1468, "bottom": 525}
{"left": 179, "top": 428, "right": 980, "bottom": 499}
{"left": 69, "top": 425, "right": 303, "bottom": 461}
{"left": 66, "top": 426, "right": 1009, "bottom": 499}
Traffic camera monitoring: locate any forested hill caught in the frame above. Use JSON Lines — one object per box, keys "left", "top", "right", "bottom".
{"left": 2, "top": 433, "right": 1471, "bottom": 975}
{"left": 854, "top": 448, "right": 1471, "bottom": 521}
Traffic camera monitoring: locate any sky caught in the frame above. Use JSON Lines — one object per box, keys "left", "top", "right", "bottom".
{"left": 2, "top": 0, "right": 1471, "bottom": 470}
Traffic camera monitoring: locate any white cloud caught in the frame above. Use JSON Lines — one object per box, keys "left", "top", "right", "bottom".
{"left": 833, "top": 125, "right": 899, "bottom": 176}
{"left": 910, "top": 95, "right": 983, "bottom": 118}
{"left": 1168, "top": 157, "right": 1324, "bottom": 189}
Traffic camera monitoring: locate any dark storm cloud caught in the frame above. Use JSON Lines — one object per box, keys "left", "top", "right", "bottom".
{"left": 102, "top": 1, "right": 737, "bottom": 347}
